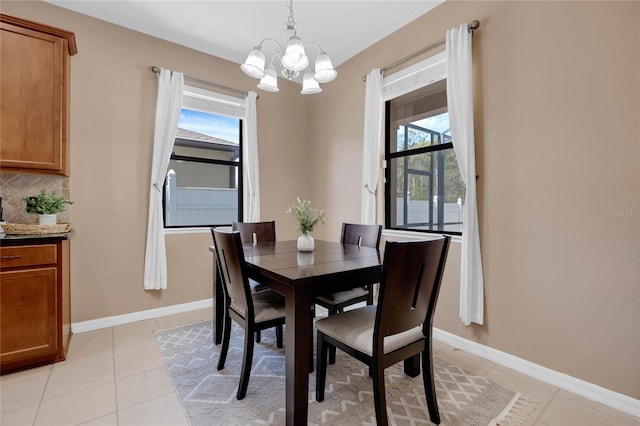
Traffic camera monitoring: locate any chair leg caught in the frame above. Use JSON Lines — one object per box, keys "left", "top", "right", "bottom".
{"left": 404, "top": 354, "right": 421, "bottom": 377}
{"left": 237, "top": 328, "right": 255, "bottom": 400}
{"left": 328, "top": 306, "right": 339, "bottom": 365}
{"left": 315, "top": 332, "right": 329, "bottom": 402}
{"left": 371, "top": 360, "right": 388, "bottom": 426}
{"left": 309, "top": 312, "right": 316, "bottom": 374}
{"left": 217, "top": 313, "right": 232, "bottom": 371}
{"left": 275, "top": 324, "right": 283, "bottom": 348}
{"left": 256, "top": 330, "right": 261, "bottom": 343}
{"left": 422, "top": 349, "right": 440, "bottom": 424}
{"left": 329, "top": 345, "right": 337, "bottom": 365}
{"left": 366, "top": 284, "right": 374, "bottom": 305}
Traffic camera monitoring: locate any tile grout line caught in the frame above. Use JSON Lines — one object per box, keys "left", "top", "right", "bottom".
{"left": 113, "top": 319, "right": 184, "bottom": 423}
{"left": 536, "top": 387, "right": 561, "bottom": 425}
{"left": 32, "top": 366, "right": 53, "bottom": 425}
{"left": 482, "top": 362, "right": 547, "bottom": 425}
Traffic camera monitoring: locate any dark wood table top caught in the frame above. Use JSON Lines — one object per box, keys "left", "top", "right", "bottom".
{"left": 242, "top": 239, "right": 382, "bottom": 292}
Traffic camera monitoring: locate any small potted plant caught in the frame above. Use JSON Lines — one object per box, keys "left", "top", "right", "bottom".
{"left": 286, "top": 197, "right": 326, "bottom": 252}
{"left": 24, "top": 190, "right": 73, "bottom": 225}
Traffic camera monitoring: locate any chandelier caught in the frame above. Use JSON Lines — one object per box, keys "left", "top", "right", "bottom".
{"left": 240, "top": 0, "right": 337, "bottom": 95}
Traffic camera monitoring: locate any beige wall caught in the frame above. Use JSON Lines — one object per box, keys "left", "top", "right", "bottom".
{"left": 2, "top": 0, "right": 638, "bottom": 401}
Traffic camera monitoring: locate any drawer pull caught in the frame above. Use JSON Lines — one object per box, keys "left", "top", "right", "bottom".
{"left": 1, "top": 255, "right": 22, "bottom": 260}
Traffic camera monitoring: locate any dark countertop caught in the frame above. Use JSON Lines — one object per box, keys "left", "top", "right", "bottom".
{"left": 0, "top": 232, "right": 71, "bottom": 246}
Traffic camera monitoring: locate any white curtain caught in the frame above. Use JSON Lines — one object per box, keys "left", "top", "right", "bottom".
{"left": 361, "top": 69, "right": 383, "bottom": 225}
{"left": 144, "top": 68, "right": 183, "bottom": 290}
{"left": 243, "top": 91, "right": 260, "bottom": 221}
{"left": 447, "top": 24, "right": 484, "bottom": 325}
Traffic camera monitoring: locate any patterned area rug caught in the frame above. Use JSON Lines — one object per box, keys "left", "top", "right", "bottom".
{"left": 155, "top": 320, "right": 536, "bottom": 425}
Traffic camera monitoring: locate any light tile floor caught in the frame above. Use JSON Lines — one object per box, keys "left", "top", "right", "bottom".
{"left": 1, "top": 307, "right": 639, "bottom": 426}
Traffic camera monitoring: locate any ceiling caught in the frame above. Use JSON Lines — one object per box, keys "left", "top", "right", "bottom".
{"left": 44, "top": 1, "right": 444, "bottom": 68}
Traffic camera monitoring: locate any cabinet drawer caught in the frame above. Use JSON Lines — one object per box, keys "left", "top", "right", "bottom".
{"left": 0, "top": 245, "right": 57, "bottom": 269}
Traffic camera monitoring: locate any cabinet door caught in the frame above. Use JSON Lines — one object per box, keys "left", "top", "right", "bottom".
{"left": 0, "top": 22, "right": 67, "bottom": 174}
{"left": 0, "top": 267, "right": 58, "bottom": 365}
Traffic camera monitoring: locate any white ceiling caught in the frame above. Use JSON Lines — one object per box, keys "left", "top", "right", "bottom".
{"left": 44, "top": 1, "right": 444, "bottom": 67}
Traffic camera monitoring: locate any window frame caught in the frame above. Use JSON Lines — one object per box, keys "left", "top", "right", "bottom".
{"left": 162, "top": 87, "right": 245, "bottom": 229}
{"left": 384, "top": 91, "right": 463, "bottom": 236}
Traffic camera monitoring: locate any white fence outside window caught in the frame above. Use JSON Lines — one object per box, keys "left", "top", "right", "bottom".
{"left": 165, "top": 171, "right": 237, "bottom": 226}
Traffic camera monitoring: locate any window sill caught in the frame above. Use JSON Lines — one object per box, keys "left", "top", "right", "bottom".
{"left": 382, "top": 229, "right": 462, "bottom": 244}
{"left": 164, "top": 227, "right": 210, "bottom": 235}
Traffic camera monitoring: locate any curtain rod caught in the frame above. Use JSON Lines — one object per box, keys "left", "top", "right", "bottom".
{"left": 362, "top": 20, "right": 479, "bottom": 81}
{"left": 151, "top": 66, "right": 257, "bottom": 99}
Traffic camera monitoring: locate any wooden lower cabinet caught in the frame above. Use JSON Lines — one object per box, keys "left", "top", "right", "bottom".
{"left": 0, "top": 239, "right": 70, "bottom": 373}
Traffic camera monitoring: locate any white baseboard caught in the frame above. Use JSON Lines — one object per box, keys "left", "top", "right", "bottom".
{"left": 71, "top": 300, "right": 638, "bottom": 419}
{"left": 432, "top": 327, "right": 640, "bottom": 419}
{"left": 70, "top": 298, "right": 213, "bottom": 333}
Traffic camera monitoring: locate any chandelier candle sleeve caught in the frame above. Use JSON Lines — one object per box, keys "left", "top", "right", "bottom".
{"left": 241, "top": 0, "right": 337, "bottom": 95}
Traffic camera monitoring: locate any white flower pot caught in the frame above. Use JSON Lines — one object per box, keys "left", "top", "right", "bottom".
{"left": 297, "top": 233, "right": 314, "bottom": 252}
{"left": 39, "top": 214, "right": 57, "bottom": 225}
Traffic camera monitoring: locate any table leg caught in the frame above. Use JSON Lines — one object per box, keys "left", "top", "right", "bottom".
{"left": 284, "top": 286, "right": 313, "bottom": 426}
{"left": 214, "top": 256, "right": 224, "bottom": 345}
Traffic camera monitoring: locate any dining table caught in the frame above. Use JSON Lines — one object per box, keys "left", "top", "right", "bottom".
{"left": 210, "top": 239, "right": 383, "bottom": 425}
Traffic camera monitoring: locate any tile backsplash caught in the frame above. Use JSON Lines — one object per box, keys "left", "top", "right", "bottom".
{"left": 0, "top": 173, "right": 71, "bottom": 224}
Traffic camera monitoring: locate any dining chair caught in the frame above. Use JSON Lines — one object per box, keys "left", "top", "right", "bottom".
{"left": 232, "top": 221, "right": 276, "bottom": 343}
{"left": 315, "top": 236, "right": 451, "bottom": 426}
{"left": 211, "top": 228, "right": 286, "bottom": 400}
{"left": 314, "top": 223, "right": 382, "bottom": 363}
{"left": 232, "top": 220, "right": 276, "bottom": 246}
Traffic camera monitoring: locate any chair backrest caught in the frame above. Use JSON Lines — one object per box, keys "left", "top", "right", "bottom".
{"left": 232, "top": 221, "right": 276, "bottom": 245}
{"left": 341, "top": 223, "right": 382, "bottom": 248}
{"left": 374, "top": 237, "right": 450, "bottom": 344}
{"left": 211, "top": 229, "right": 253, "bottom": 320}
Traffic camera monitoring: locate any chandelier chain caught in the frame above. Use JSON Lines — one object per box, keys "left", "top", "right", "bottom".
{"left": 285, "top": 0, "right": 297, "bottom": 31}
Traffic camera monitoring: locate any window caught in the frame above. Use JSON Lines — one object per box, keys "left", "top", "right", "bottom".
{"left": 163, "top": 86, "right": 244, "bottom": 228}
{"left": 385, "top": 79, "right": 464, "bottom": 234}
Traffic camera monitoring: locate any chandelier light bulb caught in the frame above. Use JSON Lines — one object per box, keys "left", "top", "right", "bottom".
{"left": 301, "top": 72, "right": 322, "bottom": 95}
{"left": 282, "top": 36, "right": 309, "bottom": 72}
{"left": 314, "top": 53, "right": 337, "bottom": 83}
{"left": 257, "top": 68, "right": 279, "bottom": 92}
{"left": 240, "top": 47, "right": 266, "bottom": 79}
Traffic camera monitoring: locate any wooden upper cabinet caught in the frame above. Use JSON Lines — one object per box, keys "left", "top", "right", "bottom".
{"left": 0, "top": 14, "right": 77, "bottom": 176}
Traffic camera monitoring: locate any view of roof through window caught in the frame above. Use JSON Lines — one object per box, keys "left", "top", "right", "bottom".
{"left": 178, "top": 109, "right": 239, "bottom": 144}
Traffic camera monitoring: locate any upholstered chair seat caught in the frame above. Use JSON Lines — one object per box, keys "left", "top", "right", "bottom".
{"left": 230, "top": 288, "right": 285, "bottom": 323}
{"left": 315, "top": 287, "right": 369, "bottom": 306}
{"left": 315, "top": 305, "right": 424, "bottom": 356}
